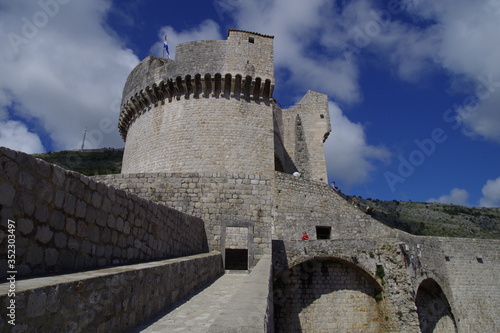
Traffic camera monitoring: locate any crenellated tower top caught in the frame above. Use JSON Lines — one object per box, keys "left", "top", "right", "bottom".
{"left": 118, "top": 30, "right": 275, "bottom": 139}
{"left": 118, "top": 30, "right": 330, "bottom": 181}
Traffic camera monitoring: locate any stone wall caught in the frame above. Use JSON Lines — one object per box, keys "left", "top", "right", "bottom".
{"left": 93, "top": 172, "right": 274, "bottom": 267}
{"left": 272, "top": 172, "right": 399, "bottom": 241}
{"left": 273, "top": 234, "right": 500, "bottom": 332}
{"left": 273, "top": 239, "right": 419, "bottom": 332}
{"left": 121, "top": 97, "right": 275, "bottom": 176}
{"left": 0, "top": 147, "right": 208, "bottom": 279}
{"left": 274, "top": 258, "right": 384, "bottom": 332}
{"left": 279, "top": 91, "right": 331, "bottom": 182}
{"left": 0, "top": 252, "right": 223, "bottom": 332}
{"left": 400, "top": 235, "right": 500, "bottom": 332}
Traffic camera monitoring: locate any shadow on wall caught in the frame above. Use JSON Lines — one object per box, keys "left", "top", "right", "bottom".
{"left": 416, "top": 278, "right": 457, "bottom": 333}
{"left": 273, "top": 257, "right": 385, "bottom": 332}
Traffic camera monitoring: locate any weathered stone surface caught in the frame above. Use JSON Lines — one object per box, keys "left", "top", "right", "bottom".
{"left": 0, "top": 147, "right": 207, "bottom": 280}
{"left": 26, "top": 291, "right": 47, "bottom": 318}
{"left": 18, "top": 218, "right": 34, "bottom": 235}
{"left": 36, "top": 226, "right": 53, "bottom": 244}
{"left": 0, "top": 183, "right": 15, "bottom": 206}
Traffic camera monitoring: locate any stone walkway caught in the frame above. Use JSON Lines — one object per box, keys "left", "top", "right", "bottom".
{"left": 133, "top": 273, "right": 249, "bottom": 332}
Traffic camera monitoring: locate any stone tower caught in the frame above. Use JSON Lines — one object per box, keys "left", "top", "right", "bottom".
{"left": 118, "top": 29, "right": 331, "bottom": 181}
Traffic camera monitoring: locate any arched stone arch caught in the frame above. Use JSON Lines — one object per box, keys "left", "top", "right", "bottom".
{"left": 415, "top": 278, "right": 457, "bottom": 333}
{"left": 274, "top": 257, "right": 386, "bottom": 332}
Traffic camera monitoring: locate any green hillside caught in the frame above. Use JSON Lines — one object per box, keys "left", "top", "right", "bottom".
{"left": 34, "top": 149, "right": 123, "bottom": 176}
{"left": 346, "top": 195, "right": 500, "bottom": 239}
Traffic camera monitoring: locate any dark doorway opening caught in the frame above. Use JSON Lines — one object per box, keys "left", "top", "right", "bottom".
{"left": 316, "top": 226, "right": 331, "bottom": 239}
{"left": 225, "top": 249, "right": 248, "bottom": 270}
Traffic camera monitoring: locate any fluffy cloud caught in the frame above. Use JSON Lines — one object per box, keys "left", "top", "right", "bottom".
{"left": 479, "top": 177, "right": 500, "bottom": 207}
{"left": 427, "top": 188, "right": 470, "bottom": 206}
{"left": 325, "top": 102, "right": 390, "bottom": 186}
{"left": 0, "top": 0, "right": 139, "bottom": 152}
{"left": 370, "top": 0, "right": 500, "bottom": 143}
{"left": 0, "top": 120, "right": 44, "bottom": 154}
{"left": 150, "top": 19, "right": 223, "bottom": 59}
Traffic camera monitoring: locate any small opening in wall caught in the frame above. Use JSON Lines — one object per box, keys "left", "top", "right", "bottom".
{"left": 225, "top": 249, "right": 248, "bottom": 270}
{"left": 316, "top": 226, "right": 331, "bottom": 240}
{"left": 248, "top": 37, "right": 254, "bottom": 43}
{"left": 476, "top": 257, "right": 483, "bottom": 263}
{"left": 320, "top": 114, "right": 324, "bottom": 119}
{"left": 445, "top": 256, "right": 450, "bottom": 261}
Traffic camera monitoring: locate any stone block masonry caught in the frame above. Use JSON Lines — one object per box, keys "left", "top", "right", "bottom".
{"left": 272, "top": 172, "right": 399, "bottom": 241}
{"left": 93, "top": 172, "right": 274, "bottom": 268}
{"left": 0, "top": 252, "right": 223, "bottom": 332}
{"left": 0, "top": 146, "right": 208, "bottom": 279}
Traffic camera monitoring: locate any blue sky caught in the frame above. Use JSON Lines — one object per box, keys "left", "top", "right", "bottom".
{"left": 1, "top": 0, "right": 499, "bottom": 207}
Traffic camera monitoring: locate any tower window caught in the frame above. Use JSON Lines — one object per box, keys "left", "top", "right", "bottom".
{"left": 320, "top": 114, "right": 324, "bottom": 119}
{"left": 248, "top": 37, "right": 255, "bottom": 43}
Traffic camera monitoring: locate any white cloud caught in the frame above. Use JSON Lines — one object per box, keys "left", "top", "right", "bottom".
{"left": 0, "top": 120, "right": 44, "bottom": 154}
{"left": 479, "top": 177, "right": 500, "bottom": 207}
{"left": 372, "top": 0, "right": 500, "bottom": 143}
{"left": 427, "top": 188, "right": 470, "bottom": 206}
{"left": 0, "top": 0, "right": 140, "bottom": 152}
{"left": 150, "top": 19, "right": 223, "bottom": 59}
{"left": 325, "top": 101, "right": 390, "bottom": 186}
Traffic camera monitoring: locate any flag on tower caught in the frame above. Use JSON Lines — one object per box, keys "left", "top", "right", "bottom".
{"left": 163, "top": 35, "right": 170, "bottom": 59}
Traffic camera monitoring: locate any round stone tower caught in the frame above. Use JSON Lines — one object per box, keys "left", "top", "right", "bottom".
{"left": 118, "top": 30, "right": 276, "bottom": 175}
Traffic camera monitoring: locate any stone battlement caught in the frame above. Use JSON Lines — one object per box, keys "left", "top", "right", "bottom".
{"left": 119, "top": 69, "right": 274, "bottom": 139}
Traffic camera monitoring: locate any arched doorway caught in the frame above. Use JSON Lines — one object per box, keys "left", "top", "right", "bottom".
{"left": 415, "top": 279, "right": 457, "bottom": 333}
{"left": 274, "top": 258, "right": 385, "bottom": 332}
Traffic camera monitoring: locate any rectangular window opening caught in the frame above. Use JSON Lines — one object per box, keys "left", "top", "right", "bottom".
{"left": 248, "top": 37, "right": 255, "bottom": 43}
{"left": 316, "top": 226, "right": 331, "bottom": 240}
{"left": 225, "top": 249, "right": 248, "bottom": 270}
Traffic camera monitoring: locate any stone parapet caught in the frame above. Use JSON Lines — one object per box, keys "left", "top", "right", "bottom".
{"left": 0, "top": 252, "right": 223, "bottom": 332}
{"left": 0, "top": 147, "right": 208, "bottom": 279}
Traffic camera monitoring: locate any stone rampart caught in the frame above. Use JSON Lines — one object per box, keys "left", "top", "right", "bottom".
{"left": 93, "top": 172, "right": 274, "bottom": 267}
{"left": 273, "top": 172, "right": 399, "bottom": 241}
{"left": 0, "top": 147, "right": 208, "bottom": 279}
{"left": 0, "top": 252, "right": 223, "bottom": 332}
{"left": 399, "top": 235, "right": 500, "bottom": 332}
{"left": 273, "top": 234, "right": 500, "bottom": 332}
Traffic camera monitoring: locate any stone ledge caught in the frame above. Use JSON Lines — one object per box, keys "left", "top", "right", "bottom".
{"left": 0, "top": 252, "right": 223, "bottom": 332}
